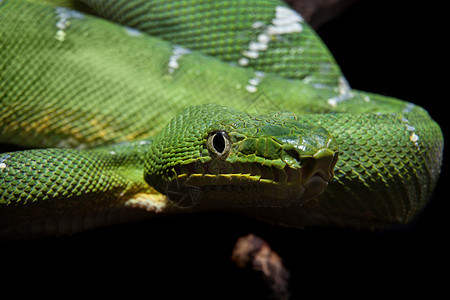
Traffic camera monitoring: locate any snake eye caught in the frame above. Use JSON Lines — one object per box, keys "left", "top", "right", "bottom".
{"left": 207, "top": 131, "right": 231, "bottom": 157}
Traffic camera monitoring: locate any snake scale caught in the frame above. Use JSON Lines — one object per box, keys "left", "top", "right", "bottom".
{"left": 0, "top": 0, "right": 444, "bottom": 238}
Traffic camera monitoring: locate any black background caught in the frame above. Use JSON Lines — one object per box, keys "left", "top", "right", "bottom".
{"left": 1, "top": 1, "right": 447, "bottom": 298}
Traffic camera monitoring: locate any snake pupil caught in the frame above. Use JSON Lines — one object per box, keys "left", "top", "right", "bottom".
{"left": 213, "top": 132, "right": 226, "bottom": 153}
{"left": 207, "top": 131, "right": 230, "bottom": 156}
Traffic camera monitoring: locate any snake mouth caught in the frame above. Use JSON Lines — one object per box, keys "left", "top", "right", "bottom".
{"left": 297, "top": 148, "right": 338, "bottom": 201}
{"left": 299, "top": 170, "right": 330, "bottom": 201}
{"left": 279, "top": 151, "right": 337, "bottom": 204}
{"left": 164, "top": 149, "right": 338, "bottom": 208}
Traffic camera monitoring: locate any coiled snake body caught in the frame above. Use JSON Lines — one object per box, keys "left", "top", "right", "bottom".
{"left": 0, "top": 0, "right": 444, "bottom": 237}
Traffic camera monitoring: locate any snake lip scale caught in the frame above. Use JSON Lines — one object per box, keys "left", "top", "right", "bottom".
{"left": 165, "top": 152, "right": 337, "bottom": 209}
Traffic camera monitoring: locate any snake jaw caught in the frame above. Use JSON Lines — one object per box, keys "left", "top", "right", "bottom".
{"left": 161, "top": 146, "right": 338, "bottom": 208}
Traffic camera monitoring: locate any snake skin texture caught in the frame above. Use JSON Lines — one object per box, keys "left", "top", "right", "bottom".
{"left": 0, "top": 0, "right": 444, "bottom": 237}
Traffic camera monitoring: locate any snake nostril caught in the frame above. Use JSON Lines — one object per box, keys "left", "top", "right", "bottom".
{"left": 285, "top": 149, "right": 301, "bottom": 164}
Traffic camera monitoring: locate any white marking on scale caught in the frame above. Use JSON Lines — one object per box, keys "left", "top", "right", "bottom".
{"left": 249, "top": 40, "right": 268, "bottom": 51}
{"left": 245, "top": 71, "right": 265, "bottom": 93}
{"left": 311, "top": 82, "right": 329, "bottom": 90}
{"left": 238, "top": 6, "right": 304, "bottom": 66}
{"left": 401, "top": 118, "right": 420, "bottom": 148}
{"left": 402, "top": 103, "right": 415, "bottom": 113}
{"left": 168, "top": 45, "right": 191, "bottom": 74}
{"left": 238, "top": 57, "right": 250, "bottom": 66}
{"left": 124, "top": 26, "right": 143, "bottom": 37}
{"left": 0, "top": 154, "right": 10, "bottom": 170}
{"left": 252, "top": 21, "right": 265, "bottom": 29}
{"left": 257, "top": 33, "right": 271, "bottom": 44}
{"left": 327, "top": 76, "right": 354, "bottom": 107}
{"left": 54, "top": 7, "right": 84, "bottom": 42}
{"left": 243, "top": 50, "right": 260, "bottom": 59}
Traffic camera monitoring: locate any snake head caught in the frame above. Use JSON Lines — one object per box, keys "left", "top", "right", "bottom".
{"left": 144, "top": 105, "right": 338, "bottom": 208}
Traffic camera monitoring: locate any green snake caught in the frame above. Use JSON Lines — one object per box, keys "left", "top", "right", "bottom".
{"left": 0, "top": 0, "right": 444, "bottom": 237}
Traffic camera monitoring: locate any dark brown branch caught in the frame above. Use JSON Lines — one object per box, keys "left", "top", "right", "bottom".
{"left": 232, "top": 234, "right": 290, "bottom": 300}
